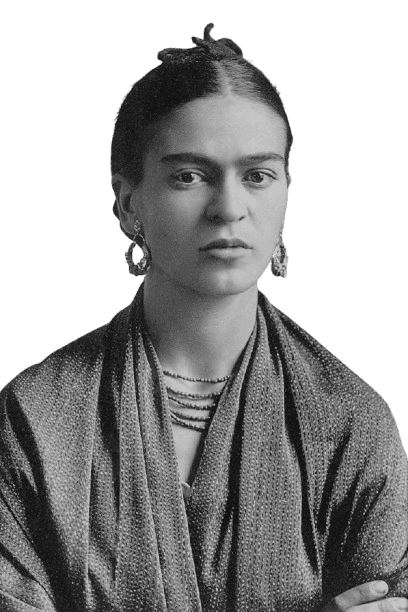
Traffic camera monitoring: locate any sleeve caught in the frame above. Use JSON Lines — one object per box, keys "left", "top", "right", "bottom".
{"left": 0, "top": 555, "right": 56, "bottom": 612}
{"left": 344, "top": 434, "right": 408, "bottom": 595}
{"left": 0, "top": 385, "right": 57, "bottom": 611}
{"left": 322, "top": 397, "right": 408, "bottom": 598}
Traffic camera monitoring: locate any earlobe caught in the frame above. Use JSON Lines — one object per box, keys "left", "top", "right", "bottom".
{"left": 111, "top": 174, "right": 140, "bottom": 234}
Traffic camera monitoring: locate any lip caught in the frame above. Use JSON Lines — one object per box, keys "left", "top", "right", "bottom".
{"left": 200, "top": 238, "right": 251, "bottom": 251}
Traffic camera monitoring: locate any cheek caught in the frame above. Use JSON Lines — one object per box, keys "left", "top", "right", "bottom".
{"left": 256, "top": 191, "right": 287, "bottom": 234}
{"left": 252, "top": 202, "right": 287, "bottom": 264}
{"left": 145, "top": 219, "right": 174, "bottom": 254}
{"left": 143, "top": 205, "right": 194, "bottom": 257}
{"left": 138, "top": 191, "right": 172, "bottom": 244}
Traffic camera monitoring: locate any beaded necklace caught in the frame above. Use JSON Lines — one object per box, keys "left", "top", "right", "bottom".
{"left": 163, "top": 369, "right": 229, "bottom": 384}
{"left": 163, "top": 369, "right": 230, "bottom": 432}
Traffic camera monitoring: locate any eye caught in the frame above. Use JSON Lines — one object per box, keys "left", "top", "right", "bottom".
{"left": 242, "top": 171, "right": 276, "bottom": 186}
{"left": 173, "top": 171, "right": 205, "bottom": 186}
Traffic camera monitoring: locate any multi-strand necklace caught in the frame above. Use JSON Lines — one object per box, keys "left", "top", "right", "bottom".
{"left": 163, "top": 369, "right": 230, "bottom": 432}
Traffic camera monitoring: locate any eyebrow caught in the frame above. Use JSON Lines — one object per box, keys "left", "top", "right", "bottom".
{"left": 160, "top": 152, "right": 285, "bottom": 167}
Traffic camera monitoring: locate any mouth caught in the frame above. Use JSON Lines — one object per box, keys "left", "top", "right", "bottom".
{"left": 200, "top": 238, "right": 251, "bottom": 251}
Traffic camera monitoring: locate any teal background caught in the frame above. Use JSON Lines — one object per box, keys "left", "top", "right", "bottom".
{"left": 1, "top": 1, "right": 406, "bottom": 450}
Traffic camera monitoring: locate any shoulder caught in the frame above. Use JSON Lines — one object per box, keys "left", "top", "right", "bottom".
{"left": 260, "top": 295, "right": 401, "bottom": 451}
{"left": 4, "top": 324, "right": 107, "bottom": 403}
{"left": 261, "top": 297, "right": 407, "bottom": 524}
{"left": 0, "top": 302, "right": 132, "bottom": 428}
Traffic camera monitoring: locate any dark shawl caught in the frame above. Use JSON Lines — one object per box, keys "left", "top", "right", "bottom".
{"left": 0, "top": 288, "right": 407, "bottom": 611}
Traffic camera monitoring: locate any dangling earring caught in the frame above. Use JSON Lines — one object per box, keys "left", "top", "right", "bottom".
{"left": 125, "top": 220, "right": 151, "bottom": 276}
{"left": 271, "top": 233, "right": 288, "bottom": 278}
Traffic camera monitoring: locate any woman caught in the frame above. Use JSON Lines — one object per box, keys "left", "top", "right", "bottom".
{"left": 0, "top": 24, "right": 407, "bottom": 612}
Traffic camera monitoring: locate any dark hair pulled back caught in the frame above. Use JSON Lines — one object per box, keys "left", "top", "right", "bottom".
{"left": 111, "top": 24, "right": 293, "bottom": 227}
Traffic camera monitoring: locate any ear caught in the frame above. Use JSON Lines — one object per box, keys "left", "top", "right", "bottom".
{"left": 112, "top": 174, "right": 141, "bottom": 235}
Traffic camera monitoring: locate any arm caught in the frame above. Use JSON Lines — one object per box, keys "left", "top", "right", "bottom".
{"left": 344, "top": 420, "right": 407, "bottom": 595}
{"left": 322, "top": 398, "right": 408, "bottom": 598}
{"left": 0, "top": 386, "right": 57, "bottom": 611}
{"left": 0, "top": 573, "right": 56, "bottom": 612}
{"left": 0, "top": 505, "right": 57, "bottom": 611}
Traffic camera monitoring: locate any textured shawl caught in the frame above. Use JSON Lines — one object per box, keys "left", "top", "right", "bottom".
{"left": 0, "top": 288, "right": 407, "bottom": 611}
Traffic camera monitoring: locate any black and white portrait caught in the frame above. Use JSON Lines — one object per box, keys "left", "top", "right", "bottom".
{"left": 1, "top": 3, "right": 407, "bottom": 611}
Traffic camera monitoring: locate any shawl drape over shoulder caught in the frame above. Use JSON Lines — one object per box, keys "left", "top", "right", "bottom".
{"left": 0, "top": 288, "right": 407, "bottom": 611}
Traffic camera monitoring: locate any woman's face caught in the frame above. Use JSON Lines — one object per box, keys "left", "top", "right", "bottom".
{"left": 125, "top": 95, "right": 288, "bottom": 297}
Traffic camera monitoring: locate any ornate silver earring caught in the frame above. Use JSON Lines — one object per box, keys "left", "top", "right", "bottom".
{"left": 271, "top": 234, "right": 288, "bottom": 278}
{"left": 125, "top": 220, "right": 151, "bottom": 276}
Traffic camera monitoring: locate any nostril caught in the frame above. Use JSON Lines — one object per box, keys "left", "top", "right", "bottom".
{"left": 209, "top": 214, "right": 224, "bottom": 224}
{"left": 206, "top": 199, "right": 247, "bottom": 223}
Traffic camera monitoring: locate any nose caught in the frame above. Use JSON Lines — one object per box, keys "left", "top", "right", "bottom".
{"left": 205, "top": 177, "right": 247, "bottom": 224}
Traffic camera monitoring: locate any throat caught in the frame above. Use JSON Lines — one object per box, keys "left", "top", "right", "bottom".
{"left": 143, "top": 275, "right": 258, "bottom": 380}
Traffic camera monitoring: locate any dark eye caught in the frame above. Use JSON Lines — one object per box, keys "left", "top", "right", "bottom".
{"left": 174, "top": 171, "right": 204, "bottom": 185}
{"left": 243, "top": 171, "right": 274, "bottom": 185}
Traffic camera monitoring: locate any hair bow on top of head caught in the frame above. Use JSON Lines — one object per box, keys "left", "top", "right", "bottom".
{"left": 158, "top": 23, "right": 243, "bottom": 64}
{"left": 192, "top": 23, "right": 243, "bottom": 58}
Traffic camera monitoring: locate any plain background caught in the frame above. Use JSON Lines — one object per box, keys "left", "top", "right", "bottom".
{"left": 1, "top": 1, "right": 407, "bottom": 451}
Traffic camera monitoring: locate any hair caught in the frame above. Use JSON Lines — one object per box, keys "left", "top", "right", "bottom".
{"left": 111, "top": 24, "right": 293, "bottom": 231}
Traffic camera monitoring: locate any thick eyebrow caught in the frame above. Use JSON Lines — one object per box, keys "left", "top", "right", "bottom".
{"left": 236, "top": 153, "right": 285, "bottom": 165}
{"left": 160, "top": 152, "right": 285, "bottom": 167}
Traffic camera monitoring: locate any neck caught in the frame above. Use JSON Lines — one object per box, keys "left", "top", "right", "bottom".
{"left": 142, "top": 273, "right": 258, "bottom": 379}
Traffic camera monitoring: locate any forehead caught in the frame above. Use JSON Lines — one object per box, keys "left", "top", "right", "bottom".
{"left": 144, "top": 95, "right": 287, "bottom": 165}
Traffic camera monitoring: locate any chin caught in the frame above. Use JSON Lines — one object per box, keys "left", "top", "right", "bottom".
{"left": 150, "top": 262, "right": 266, "bottom": 299}
{"left": 187, "top": 268, "right": 261, "bottom": 298}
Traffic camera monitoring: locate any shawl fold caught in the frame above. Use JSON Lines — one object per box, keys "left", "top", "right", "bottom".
{"left": 0, "top": 287, "right": 407, "bottom": 611}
